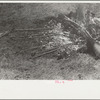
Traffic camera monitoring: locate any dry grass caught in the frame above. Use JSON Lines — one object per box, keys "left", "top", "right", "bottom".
{"left": 0, "top": 49, "right": 100, "bottom": 80}
{"left": 0, "top": 23, "right": 100, "bottom": 80}
{"left": 1, "top": 3, "right": 100, "bottom": 80}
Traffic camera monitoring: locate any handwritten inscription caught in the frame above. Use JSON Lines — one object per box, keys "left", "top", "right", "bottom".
{"left": 55, "top": 80, "right": 73, "bottom": 84}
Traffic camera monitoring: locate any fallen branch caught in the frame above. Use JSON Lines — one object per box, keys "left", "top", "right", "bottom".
{"left": 32, "top": 47, "right": 58, "bottom": 59}
{"left": 0, "top": 27, "right": 53, "bottom": 40}
{"left": 0, "top": 27, "right": 14, "bottom": 39}
{"left": 63, "top": 15, "right": 93, "bottom": 40}
{"left": 15, "top": 27, "right": 53, "bottom": 32}
{"left": 31, "top": 43, "right": 70, "bottom": 59}
{"left": 62, "top": 14, "right": 100, "bottom": 58}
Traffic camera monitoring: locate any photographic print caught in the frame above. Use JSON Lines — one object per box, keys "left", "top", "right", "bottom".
{"left": 0, "top": 1, "right": 100, "bottom": 99}
{"left": 0, "top": 2, "right": 100, "bottom": 80}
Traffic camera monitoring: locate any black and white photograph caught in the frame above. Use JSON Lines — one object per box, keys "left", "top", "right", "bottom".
{"left": 1, "top": 1, "right": 100, "bottom": 99}
{"left": 0, "top": 2, "right": 100, "bottom": 80}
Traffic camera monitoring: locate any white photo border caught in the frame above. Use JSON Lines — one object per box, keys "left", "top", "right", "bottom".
{"left": 0, "top": 1, "right": 100, "bottom": 99}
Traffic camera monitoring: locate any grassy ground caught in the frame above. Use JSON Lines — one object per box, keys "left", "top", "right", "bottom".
{"left": 0, "top": 41, "right": 100, "bottom": 80}
{"left": 1, "top": 4, "right": 100, "bottom": 80}
{"left": 0, "top": 26, "right": 100, "bottom": 80}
